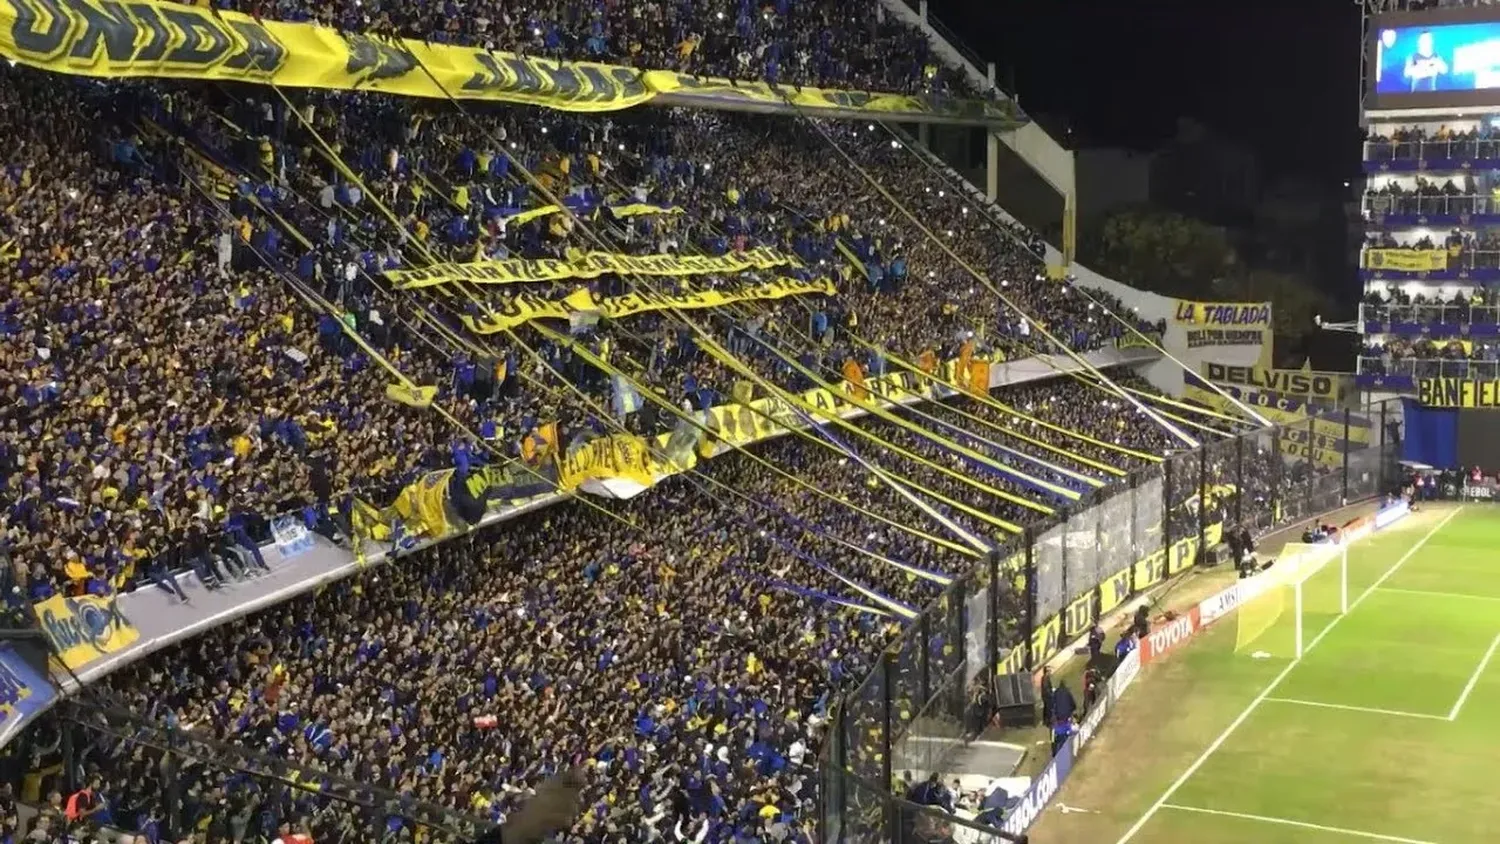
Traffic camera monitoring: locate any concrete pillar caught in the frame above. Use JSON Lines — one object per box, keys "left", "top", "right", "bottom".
{"left": 986, "top": 132, "right": 999, "bottom": 203}
{"left": 918, "top": 122, "right": 931, "bottom": 151}
{"left": 919, "top": 0, "right": 928, "bottom": 20}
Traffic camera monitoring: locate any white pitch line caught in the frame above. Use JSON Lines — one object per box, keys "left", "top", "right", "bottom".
{"left": 1378, "top": 586, "right": 1500, "bottom": 603}
{"left": 1263, "top": 697, "right": 1448, "bottom": 721}
{"left": 1113, "top": 506, "right": 1464, "bottom": 844}
{"left": 1161, "top": 804, "right": 1438, "bottom": 844}
{"left": 1449, "top": 632, "right": 1500, "bottom": 721}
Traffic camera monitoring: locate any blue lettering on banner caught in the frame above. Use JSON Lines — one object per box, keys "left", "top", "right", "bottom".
{"left": 1001, "top": 738, "right": 1072, "bottom": 836}
{"left": 272, "top": 515, "right": 315, "bottom": 560}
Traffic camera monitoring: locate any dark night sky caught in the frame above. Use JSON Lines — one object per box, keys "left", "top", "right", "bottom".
{"left": 929, "top": 0, "right": 1365, "bottom": 185}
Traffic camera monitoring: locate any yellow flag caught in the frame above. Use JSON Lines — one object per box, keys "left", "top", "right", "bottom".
{"left": 385, "top": 383, "right": 437, "bottom": 408}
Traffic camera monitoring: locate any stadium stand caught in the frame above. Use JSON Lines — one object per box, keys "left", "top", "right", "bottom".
{"left": 186, "top": 0, "right": 989, "bottom": 97}
{"left": 0, "top": 5, "right": 1354, "bottom": 842}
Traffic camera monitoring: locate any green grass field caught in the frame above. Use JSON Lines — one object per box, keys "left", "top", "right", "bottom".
{"left": 1030, "top": 503, "right": 1500, "bottom": 844}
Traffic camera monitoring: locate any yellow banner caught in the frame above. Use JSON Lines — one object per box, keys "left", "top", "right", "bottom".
{"left": 652, "top": 74, "right": 1016, "bottom": 122}
{"left": 1363, "top": 248, "right": 1447, "bottom": 272}
{"left": 388, "top": 246, "right": 801, "bottom": 289}
{"left": 35, "top": 593, "right": 139, "bottom": 670}
{"left": 557, "top": 435, "right": 658, "bottom": 490}
{"left": 502, "top": 202, "right": 682, "bottom": 229}
{"left": 1200, "top": 363, "right": 1350, "bottom": 402}
{"left": 1184, "top": 384, "right": 1370, "bottom": 445}
{"left": 393, "top": 469, "right": 454, "bottom": 537}
{"left": 0, "top": 0, "right": 1012, "bottom": 121}
{"left": 1419, "top": 378, "right": 1500, "bottom": 408}
{"left": 1172, "top": 300, "right": 1272, "bottom": 328}
{"left": 461, "top": 276, "right": 835, "bottom": 334}
{"left": 384, "top": 382, "right": 437, "bottom": 408}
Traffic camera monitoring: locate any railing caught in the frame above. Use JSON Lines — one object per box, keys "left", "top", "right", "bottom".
{"left": 1360, "top": 302, "right": 1500, "bottom": 325}
{"left": 1364, "top": 137, "right": 1500, "bottom": 163}
{"left": 1358, "top": 356, "right": 1500, "bottom": 380}
{"left": 1365, "top": 193, "right": 1497, "bottom": 217}
{"left": 817, "top": 399, "right": 1404, "bottom": 841}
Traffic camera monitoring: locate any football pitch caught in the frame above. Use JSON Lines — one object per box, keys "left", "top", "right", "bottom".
{"left": 1030, "top": 503, "right": 1500, "bottom": 844}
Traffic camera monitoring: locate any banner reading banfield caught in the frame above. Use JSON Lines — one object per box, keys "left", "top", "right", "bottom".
{"left": 0, "top": 0, "right": 1017, "bottom": 123}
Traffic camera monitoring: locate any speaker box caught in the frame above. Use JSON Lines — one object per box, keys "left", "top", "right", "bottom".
{"left": 992, "top": 672, "right": 1037, "bottom": 728}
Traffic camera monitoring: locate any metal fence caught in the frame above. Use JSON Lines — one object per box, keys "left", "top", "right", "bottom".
{"left": 816, "top": 399, "right": 1403, "bottom": 842}
{"left": 1358, "top": 356, "right": 1500, "bottom": 381}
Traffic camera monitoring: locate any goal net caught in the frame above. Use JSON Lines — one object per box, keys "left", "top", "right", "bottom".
{"left": 1235, "top": 542, "right": 1349, "bottom": 660}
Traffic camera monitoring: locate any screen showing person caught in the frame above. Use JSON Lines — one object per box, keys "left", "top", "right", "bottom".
{"left": 1404, "top": 30, "right": 1449, "bottom": 92}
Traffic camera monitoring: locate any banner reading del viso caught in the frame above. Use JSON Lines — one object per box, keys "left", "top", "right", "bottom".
{"left": 1200, "top": 363, "right": 1352, "bottom": 403}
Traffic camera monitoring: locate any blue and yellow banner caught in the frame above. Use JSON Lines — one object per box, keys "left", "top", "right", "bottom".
{"left": 1172, "top": 301, "right": 1272, "bottom": 328}
{"left": 34, "top": 593, "right": 139, "bottom": 670}
{"left": 499, "top": 202, "right": 682, "bottom": 229}
{"left": 558, "top": 435, "right": 658, "bottom": 490}
{"left": 1199, "top": 362, "right": 1352, "bottom": 403}
{"left": 0, "top": 644, "right": 54, "bottom": 736}
{"left": 387, "top": 246, "right": 801, "bottom": 289}
{"left": 0, "top": 0, "right": 1016, "bottom": 122}
{"left": 1419, "top": 377, "right": 1500, "bottom": 408}
{"left": 1363, "top": 248, "right": 1447, "bottom": 273}
{"left": 461, "top": 276, "right": 835, "bottom": 334}
{"left": 1170, "top": 298, "right": 1272, "bottom": 359}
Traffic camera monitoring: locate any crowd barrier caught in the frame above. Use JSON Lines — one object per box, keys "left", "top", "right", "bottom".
{"left": 815, "top": 398, "right": 1406, "bottom": 843}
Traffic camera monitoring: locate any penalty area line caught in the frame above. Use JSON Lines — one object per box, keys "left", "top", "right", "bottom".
{"left": 1449, "top": 632, "right": 1500, "bottom": 721}
{"left": 1160, "top": 804, "right": 1438, "bottom": 844}
{"left": 1112, "top": 506, "right": 1464, "bottom": 844}
{"left": 1262, "top": 697, "right": 1449, "bottom": 721}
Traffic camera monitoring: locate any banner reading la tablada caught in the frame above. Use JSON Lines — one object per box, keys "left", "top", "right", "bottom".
{"left": 0, "top": 0, "right": 1017, "bottom": 122}
{"left": 387, "top": 246, "right": 801, "bottom": 289}
{"left": 1170, "top": 299, "right": 1273, "bottom": 353}
{"left": 460, "top": 276, "right": 836, "bottom": 334}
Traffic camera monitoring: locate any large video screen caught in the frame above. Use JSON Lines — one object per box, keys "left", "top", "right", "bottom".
{"left": 1371, "top": 21, "right": 1500, "bottom": 109}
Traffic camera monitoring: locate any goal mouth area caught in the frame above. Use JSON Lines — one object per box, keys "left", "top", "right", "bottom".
{"left": 1235, "top": 542, "right": 1349, "bottom": 660}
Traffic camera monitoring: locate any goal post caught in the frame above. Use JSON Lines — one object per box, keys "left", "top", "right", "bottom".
{"left": 1237, "top": 542, "right": 1349, "bottom": 660}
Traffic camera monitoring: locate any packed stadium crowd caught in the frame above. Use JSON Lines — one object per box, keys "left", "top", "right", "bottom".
{"left": 1361, "top": 283, "right": 1500, "bottom": 321}
{"left": 1364, "top": 123, "right": 1500, "bottom": 162}
{"left": 192, "top": 0, "right": 987, "bottom": 98}
{"left": 0, "top": 12, "right": 1327, "bottom": 842}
